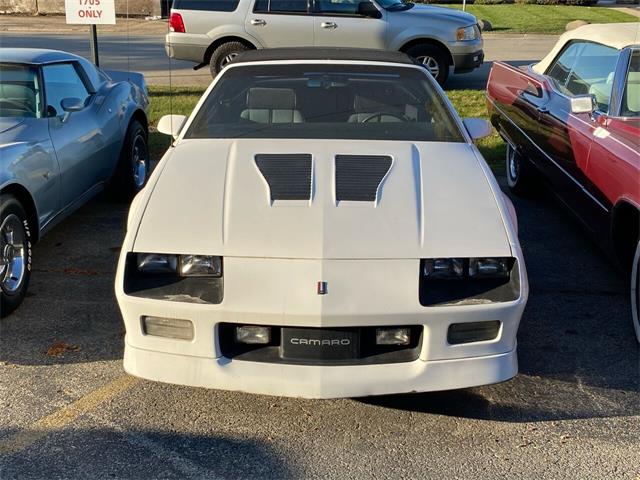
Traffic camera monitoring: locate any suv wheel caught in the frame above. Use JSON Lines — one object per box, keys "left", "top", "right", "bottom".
{"left": 405, "top": 44, "right": 449, "bottom": 85}
{"left": 0, "top": 194, "right": 32, "bottom": 317}
{"left": 210, "top": 42, "right": 250, "bottom": 77}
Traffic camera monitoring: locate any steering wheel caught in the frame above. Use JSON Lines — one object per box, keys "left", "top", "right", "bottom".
{"left": 0, "top": 98, "right": 35, "bottom": 114}
{"left": 361, "top": 112, "right": 408, "bottom": 123}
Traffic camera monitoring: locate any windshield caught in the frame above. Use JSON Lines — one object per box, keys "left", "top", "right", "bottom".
{"left": 186, "top": 64, "right": 464, "bottom": 143}
{"left": 0, "top": 64, "right": 42, "bottom": 118}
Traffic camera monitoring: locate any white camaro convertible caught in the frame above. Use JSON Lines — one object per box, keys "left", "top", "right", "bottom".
{"left": 116, "top": 49, "right": 528, "bottom": 399}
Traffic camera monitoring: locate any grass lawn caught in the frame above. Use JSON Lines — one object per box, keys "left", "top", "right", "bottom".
{"left": 148, "top": 86, "right": 505, "bottom": 173}
{"left": 446, "top": 4, "right": 638, "bottom": 34}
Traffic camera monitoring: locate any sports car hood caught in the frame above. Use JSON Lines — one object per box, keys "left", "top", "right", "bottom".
{"left": 133, "top": 139, "right": 511, "bottom": 259}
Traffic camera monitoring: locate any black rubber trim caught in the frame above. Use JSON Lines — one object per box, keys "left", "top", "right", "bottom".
{"left": 335, "top": 155, "right": 392, "bottom": 202}
{"left": 231, "top": 47, "right": 420, "bottom": 66}
{"left": 255, "top": 154, "right": 312, "bottom": 201}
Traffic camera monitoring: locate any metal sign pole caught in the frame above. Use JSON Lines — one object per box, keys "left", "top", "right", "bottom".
{"left": 89, "top": 24, "right": 99, "bottom": 67}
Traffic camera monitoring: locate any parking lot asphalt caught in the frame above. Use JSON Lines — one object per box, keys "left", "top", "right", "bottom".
{"left": 0, "top": 32, "right": 558, "bottom": 87}
{"left": 1, "top": 175, "right": 638, "bottom": 479}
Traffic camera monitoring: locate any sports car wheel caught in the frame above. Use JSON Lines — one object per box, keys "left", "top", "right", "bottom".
{"left": 505, "top": 143, "right": 535, "bottom": 197}
{"left": 0, "top": 194, "right": 32, "bottom": 318}
{"left": 631, "top": 241, "right": 640, "bottom": 343}
{"left": 210, "top": 41, "right": 250, "bottom": 78}
{"left": 111, "top": 120, "right": 149, "bottom": 201}
{"left": 405, "top": 44, "right": 449, "bottom": 86}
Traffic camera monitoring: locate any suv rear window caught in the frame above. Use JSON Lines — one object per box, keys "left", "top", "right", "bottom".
{"left": 185, "top": 64, "right": 465, "bottom": 143}
{"left": 173, "top": 0, "right": 240, "bottom": 11}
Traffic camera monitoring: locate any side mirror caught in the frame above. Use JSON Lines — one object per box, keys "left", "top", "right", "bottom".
{"left": 157, "top": 114, "right": 187, "bottom": 139}
{"left": 358, "top": 1, "right": 382, "bottom": 18}
{"left": 570, "top": 94, "right": 596, "bottom": 115}
{"left": 60, "top": 97, "right": 85, "bottom": 122}
{"left": 463, "top": 118, "right": 492, "bottom": 141}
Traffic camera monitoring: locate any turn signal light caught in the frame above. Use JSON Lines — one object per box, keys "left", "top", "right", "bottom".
{"left": 142, "top": 316, "right": 194, "bottom": 340}
{"left": 447, "top": 321, "right": 501, "bottom": 344}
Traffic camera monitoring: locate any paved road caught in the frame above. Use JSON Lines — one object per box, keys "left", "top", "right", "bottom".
{"left": 0, "top": 32, "right": 558, "bottom": 87}
{"left": 1, "top": 177, "right": 638, "bottom": 479}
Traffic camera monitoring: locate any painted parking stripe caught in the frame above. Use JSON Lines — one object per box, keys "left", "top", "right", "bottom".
{"left": 0, "top": 375, "right": 139, "bottom": 456}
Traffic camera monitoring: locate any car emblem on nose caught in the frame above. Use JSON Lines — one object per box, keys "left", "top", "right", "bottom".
{"left": 317, "top": 281, "right": 328, "bottom": 295}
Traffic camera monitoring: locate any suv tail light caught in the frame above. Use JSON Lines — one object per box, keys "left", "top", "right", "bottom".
{"left": 169, "top": 12, "right": 185, "bottom": 33}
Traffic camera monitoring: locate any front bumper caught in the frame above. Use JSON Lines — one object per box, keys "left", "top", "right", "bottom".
{"left": 117, "top": 257, "right": 527, "bottom": 398}
{"left": 453, "top": 50, "right": 484, "bottom": 74}
{"left": 124, "top": 341, "right": 517, "bottom": 399}
{"left": 165, "top": 33, "right": 209, "bottom": 63}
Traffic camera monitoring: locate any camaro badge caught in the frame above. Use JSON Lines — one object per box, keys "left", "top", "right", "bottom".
{"left": 317, "top": 281, "right": 328, "bottom": 295}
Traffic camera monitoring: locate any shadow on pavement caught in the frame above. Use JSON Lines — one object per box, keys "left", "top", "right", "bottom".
{"left": 0, "top": 428, "right": 293, "bottom": 479}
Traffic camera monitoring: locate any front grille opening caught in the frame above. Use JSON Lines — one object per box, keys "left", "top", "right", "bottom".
{"left": 218, "top": 324, "right": 422, "bottom": 366}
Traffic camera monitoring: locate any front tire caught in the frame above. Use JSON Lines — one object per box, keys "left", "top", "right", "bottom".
{"left": 209, "top": 41, "right": 249, "bottom": 78}
{"left": 506, "top": 143, "right": 536, "bottom": 197}
{"left": 0, "top": 194, "right": 32, "bottom": 318}
{"left": 405, "top": 44, "right": 449, "bottom": 86}
{"left": 631, "top": 241, "right": 640, "bottom": 343}
{"left": 110, "top": 120, "right": 149, "bottom": 201}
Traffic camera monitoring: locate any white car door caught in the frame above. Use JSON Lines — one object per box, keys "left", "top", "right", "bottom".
{"left": 245, "top": 0, "right": 314, "bottom": 48}
{"left": 312, "top": 0, "right": 387, "bottom": 49}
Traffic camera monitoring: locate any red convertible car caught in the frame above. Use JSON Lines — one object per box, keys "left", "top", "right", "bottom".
{"left": 486, "top": 23, "right": 640, "bottom": 342}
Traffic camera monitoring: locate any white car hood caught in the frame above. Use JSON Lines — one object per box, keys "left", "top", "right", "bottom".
{"left": 133, "top": 139, "right": 510, "bottom": 259}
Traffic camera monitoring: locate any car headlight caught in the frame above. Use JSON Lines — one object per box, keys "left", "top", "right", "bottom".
{"left": 456, "top": 25, "right": 479, "bottom": 41}
{"left": 423, "top": 257, "right": 511, "bottom": 279}
{"left": 136, "top": 253, "right": 222, "bottom": 277}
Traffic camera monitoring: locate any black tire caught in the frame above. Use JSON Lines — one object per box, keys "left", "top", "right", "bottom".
{"left": 209, "top": 41, "right": 250, "bottom": 78}
{"left": 631, "top": 240, "right": 640, "bottom": 343}
{"left": 505, "top": 143, "right": 536, "bottom": 197}
{"left": 0, "top": 194, "right": 32, "bottom": 318}
{"left": 405, "top": 44, "right": 449, "bottom": 86}
{"left": 109, "top": 120, "right": 149, "bottom": 202}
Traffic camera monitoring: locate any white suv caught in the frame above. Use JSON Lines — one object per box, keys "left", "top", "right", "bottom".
{"left": 165, "top": 0, "right": 484, "bottom": 85}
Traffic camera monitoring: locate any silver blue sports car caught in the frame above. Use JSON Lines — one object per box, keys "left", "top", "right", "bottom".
{"left": 0, "top": 49, "right": 150, "bottom": 316}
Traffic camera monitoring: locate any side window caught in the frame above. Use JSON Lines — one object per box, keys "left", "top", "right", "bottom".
{"left": 316, "top": 0, "right": 361, "bottom": 15}
{"left": 173, "top": 0, "right": 240, "bottom": 12}
{"left": 254, "top": 0, "right": 308, "bottom": 13}
{"left": 621, "top": 50, "right": 640, "bottom": 117}
{"left": 547, "top": 41, "right": 619, "bottom": 111}
{"left": 42, "top": 63, "right": 89, "bottom": 117}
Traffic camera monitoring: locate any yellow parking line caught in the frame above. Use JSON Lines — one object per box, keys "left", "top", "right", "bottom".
{"left": 0, "top": 375, "right": 139, "bottom": 456}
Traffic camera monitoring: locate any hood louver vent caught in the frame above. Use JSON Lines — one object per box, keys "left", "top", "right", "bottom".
{"left": 255, "top": 154, "right": 312, "bottom": 201}
{"left": 335, "top": 155, "right": 392, "bottom": 202}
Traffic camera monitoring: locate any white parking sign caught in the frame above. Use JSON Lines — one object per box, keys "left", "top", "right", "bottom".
{"left": 65, "top": 0, "right": 116, "bottom": 25}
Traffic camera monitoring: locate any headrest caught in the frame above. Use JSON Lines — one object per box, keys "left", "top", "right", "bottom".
{"left": 0, "top": 83, "right": 35, "bottom": 101}
{"left": 247, "top": 87, "right": 297, "bottom": 110}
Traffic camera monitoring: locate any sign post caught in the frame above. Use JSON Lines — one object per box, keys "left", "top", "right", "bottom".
{"left": 65, "top": 0, "right": 116, "bottom": 67}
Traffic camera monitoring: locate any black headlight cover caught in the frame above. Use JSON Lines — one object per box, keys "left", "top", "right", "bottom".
{"left": 419, "top": 258, "right": 519, "bottom": 306}
{"left": 124, "top": 253, "right": 223, "bottom": 304}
